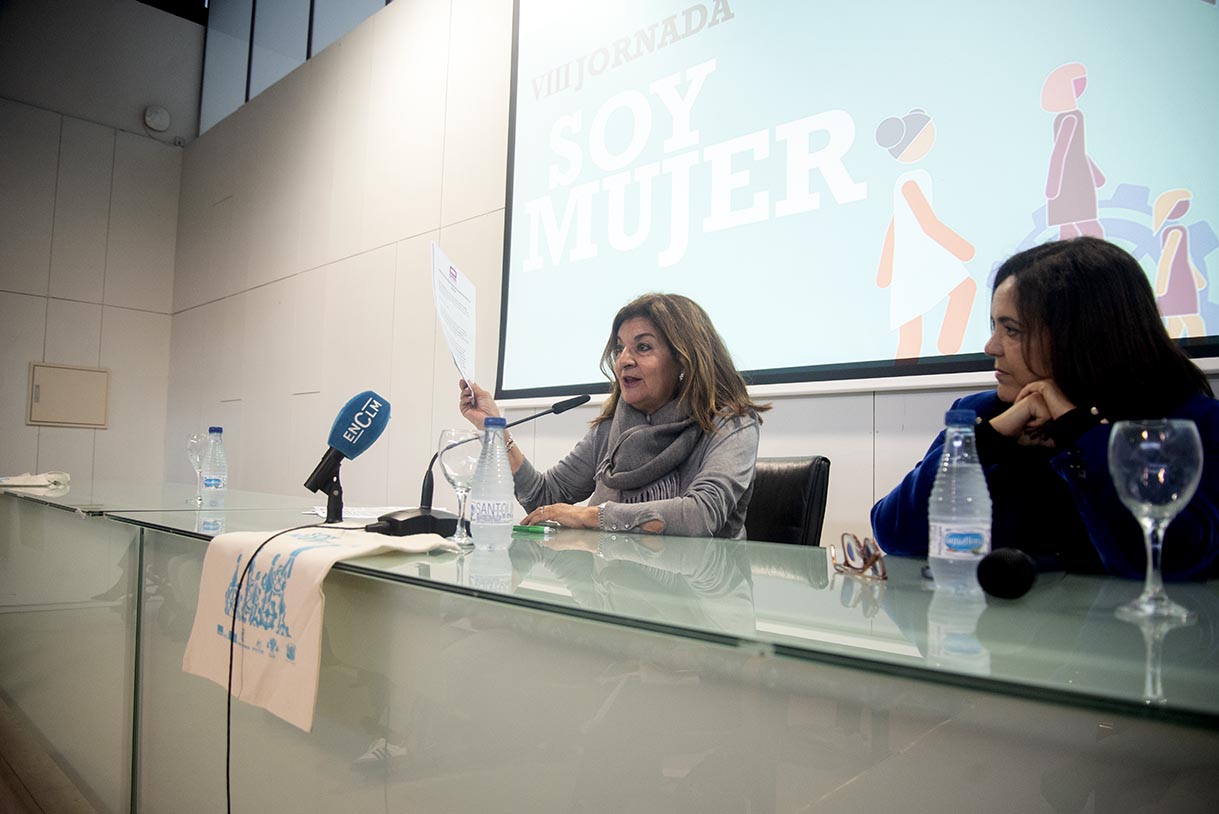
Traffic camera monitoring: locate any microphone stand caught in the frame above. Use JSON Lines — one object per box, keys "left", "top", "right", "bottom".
{"left": 369, "top": 395, "right": 591, "bottom": 538}
{"left": 305, "top": 447, "right": 347, "bottom": 523}
{"left": 325, "top": 468, "right": 344, "bottom": 524}
{"left": 419, "top": 400, "right": 585, "bottom": 510}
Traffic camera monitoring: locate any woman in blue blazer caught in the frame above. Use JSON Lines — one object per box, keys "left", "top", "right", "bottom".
{"left": 872, "top": 237, "right": 1219, "bottom": 580}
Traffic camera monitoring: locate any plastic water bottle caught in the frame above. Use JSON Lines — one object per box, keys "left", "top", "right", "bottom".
{"left": 200, "top": 426, "right": 228, "bottom": 510}
{"left": 468, "top": 417, "right": 514, "bottom": 550}
{"left": 928, "top": 409, "right": 991, "bottom": 592}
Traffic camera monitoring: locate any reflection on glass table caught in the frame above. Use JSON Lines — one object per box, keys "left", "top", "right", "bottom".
{"left": 343, "top": 528, "right": 1219, "bottom": 721}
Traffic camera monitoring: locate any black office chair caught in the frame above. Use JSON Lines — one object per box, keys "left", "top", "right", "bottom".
{"left": 744, "top": 456, "right": 831, "bottom": 546}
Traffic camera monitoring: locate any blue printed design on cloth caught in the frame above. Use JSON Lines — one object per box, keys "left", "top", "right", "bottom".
{"left": 223, "top": 543, "right": 338, "bottom": 638}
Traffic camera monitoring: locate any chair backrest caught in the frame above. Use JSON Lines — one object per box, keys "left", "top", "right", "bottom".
{"left": 744, "top": 456, "right": 831, "bottom": 546}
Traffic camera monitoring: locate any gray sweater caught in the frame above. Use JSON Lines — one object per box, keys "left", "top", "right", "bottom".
{"left": 513, "top": 406, "right": 761, "bottom": 539}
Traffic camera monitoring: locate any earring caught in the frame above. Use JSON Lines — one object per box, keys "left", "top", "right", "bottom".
{"left": 679, "top": 371, "right": 686, "bottom": 383}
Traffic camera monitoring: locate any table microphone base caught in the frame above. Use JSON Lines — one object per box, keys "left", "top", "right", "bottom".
{"left": 367, "top": 508, "right": 459, "bottom": 537}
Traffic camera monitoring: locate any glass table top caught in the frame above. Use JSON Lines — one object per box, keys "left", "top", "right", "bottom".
{"left": 37, "top": 487, "right": 1219, "bottom": 726}
{"left": 1, "top": 479, "right": 316, "bottom": 514}
{"left": 339, "top": 530, "right": 1219, "bottom": 724}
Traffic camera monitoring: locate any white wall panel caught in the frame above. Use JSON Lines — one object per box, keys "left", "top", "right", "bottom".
{"left": 440, "top": 0, "right": 512, "bottom": 226}
{"left": 362, "top": 0, "right": 449, "bottom": 248}
{"left": 105, "top": 133, "right": 181, "bottom": 313}
{"left": 205, "top": 195, "right": 248, "bottom": 303}
{"left": 240, "top": 279, "right": 294, "bottom": 401}
{"left": 323, "top": 26, "right": 375, "bottom": 267}
{"left": 872, "top": 385, "right": 983, "bottom": 514}
{"left": 285, "top": 267, "right": 327, "bottom": 396}
{"left": 386, "top": 233, "right": 441, "bottom": 505}
{"left": 210, "top": 294, "right": 247, "bottom": 404}
{"left": 44, "top": 299, "right": 102, "bottom": 367}
{"left": 171, "top": 149, "right": 207, "bottom": 311}
{"left": 290, "top": 391, "right": 330, "bottom": 503}
{"left": 238, "top": 280, "right": 294, "bottom": 492}
{"left": 242, "top": 75, "right": 306, "bottom": 291}
{"left": 48, "top": 117, "right": 114, "bottom": 304}
{"left": 164, "top": 304, "right": 208, "bottom": 484}
{"left": 93, "top": 308, "right": 171, "bottom": 482}
{"left": 174, "top": 109, "right": 255, "bottom": 311}
{"left": 0, "top": 292, "right": 46, "bottom": 476}
{"left": 315, "top": 245, "right": 398, "bottom": 505}
{"left": 36, "top": 427, "right": 95, "bottom": 483}
{"left": 295, "top": 47, "right": 341, "bottom": 275}
{"left": 321, "top": 245, "right": 397, "bottom": 399}
{"left": 0, "top": 99, "right": 58, "bottom": 297}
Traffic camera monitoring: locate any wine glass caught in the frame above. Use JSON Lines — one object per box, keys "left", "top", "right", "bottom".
{"left": 438, "top": 429, "right": 481, "bottom": 548}
{"left": 186, "top": 433, "right": 205, "bottom": 505}
{"left": 1107, "top": 419, "right": 1203, "bottom": 623}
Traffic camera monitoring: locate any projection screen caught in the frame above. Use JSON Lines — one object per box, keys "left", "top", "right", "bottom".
{"left": 498, "top": 0, "right": 1219, "bottom": 398}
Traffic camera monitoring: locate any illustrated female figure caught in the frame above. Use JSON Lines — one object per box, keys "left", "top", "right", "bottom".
{"left": 1154, "top": 188, "right": 1207, "bottom": 338}
{"left": 875, "top": 108, "right": 976, "bottom": 359}
{"left": 1042, "top": 63, "right": 1106, "bottom": 239}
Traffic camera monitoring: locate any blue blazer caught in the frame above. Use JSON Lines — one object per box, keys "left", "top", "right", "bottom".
{"left": 870, "top": 391, "right": 1219, "bottom": 581}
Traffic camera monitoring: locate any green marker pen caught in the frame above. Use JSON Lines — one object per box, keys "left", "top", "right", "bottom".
{"left": 513, "top": 524, "right": 555, "bottom": 537}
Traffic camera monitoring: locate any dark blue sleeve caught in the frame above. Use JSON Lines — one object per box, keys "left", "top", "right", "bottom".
{"left": 872, "top": 392, "right": 1006, "bottom": 557}
{"left": 870, "top": 427, "right": 946, "bottom": 557}
{"left": 1052, "top": 396, "right": 1219, "bottom": 581}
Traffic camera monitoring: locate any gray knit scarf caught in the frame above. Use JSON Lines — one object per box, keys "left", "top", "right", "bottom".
{"left": 596, "top": 399, "right": 703, "bottom": 504}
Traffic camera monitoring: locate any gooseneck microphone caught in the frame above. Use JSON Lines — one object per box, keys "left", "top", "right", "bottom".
{"left": 367, "top": 394, "right": 591, "bottom": 537}
{"left": 419, "top": 394, "right": 591, "bottom": 511}
{"left": 303, "top": 390, "right": 391, "bottom": 522}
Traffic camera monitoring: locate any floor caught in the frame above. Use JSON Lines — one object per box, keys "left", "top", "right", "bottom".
{"left": 0, "top": 752, "right": 39, "bottom": 814}
{"left": 0, "top": 694, "right": 95, "bottom": 814}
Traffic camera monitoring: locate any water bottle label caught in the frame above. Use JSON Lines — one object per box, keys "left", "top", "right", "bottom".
{"left": 203, "top": 477, "right": 224, "bottom": 488}
{"left": 469, "top": 500, "right": 512, "bottom": 524}
{"left": 930, "top": 524, "right": 989, "bottom": 558}
{"left": 944, "top": 531, "right": 986, "bottom": 553}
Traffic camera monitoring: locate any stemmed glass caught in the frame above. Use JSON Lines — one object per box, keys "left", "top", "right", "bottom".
{"left": 437, "top": 429, "right": 481, "bottom": 548}
{"left": 1107, "top": 419, "right": 1203, "bottom": 623}
{"left": 186, "top": 433, "right": 205, "bottom": 505}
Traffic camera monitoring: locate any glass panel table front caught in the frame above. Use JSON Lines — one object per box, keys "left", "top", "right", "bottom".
{"left": 5, "top": 490, "right": 1214, "bottom": 813}
{"left": 104, "top": 506, "right": 1219, "bottom": 724}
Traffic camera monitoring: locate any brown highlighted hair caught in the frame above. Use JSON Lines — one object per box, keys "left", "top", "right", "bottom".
{"left": 594, "top": 293, "right": 770, "bottom": 433}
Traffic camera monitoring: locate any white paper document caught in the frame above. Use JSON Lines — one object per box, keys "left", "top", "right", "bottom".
{"left": 430, "top": 241, "right": 476, "bottom": 387}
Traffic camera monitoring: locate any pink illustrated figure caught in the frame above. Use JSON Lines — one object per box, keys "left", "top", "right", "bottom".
{"left": 875, "top": 109, "right": 976, "bottom": 359}
{"left": 1042, "top": 63, "right": 1106, "bottom": 239}
{"left": 1154, "top": 188, "right": 1208, "bottom": 338}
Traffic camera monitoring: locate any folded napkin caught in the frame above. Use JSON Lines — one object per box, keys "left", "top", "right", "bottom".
{"left": 183, "top": 526, "right": 457, "bottom": 731}
{"left": 0, "top": 471, "right": 71, "bottom": 488}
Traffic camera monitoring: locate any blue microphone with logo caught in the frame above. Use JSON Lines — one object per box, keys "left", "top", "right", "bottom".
{"left": 304, "top": 390, "right": 390, "bottom": 522}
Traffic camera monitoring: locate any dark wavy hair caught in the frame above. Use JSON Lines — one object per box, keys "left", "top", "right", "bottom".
{"left": 993, "top": 237, "right": 1212, "bottom": 420}
{"left": 593, "top": 293, "right": 770, "bottom": 433}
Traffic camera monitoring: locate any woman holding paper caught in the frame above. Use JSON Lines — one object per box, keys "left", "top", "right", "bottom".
{"left": 871, "top": 237, "right": 1219, "bottom": 579}
{"left": 459, "top": 293, "right": 768, "bottom": 538}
